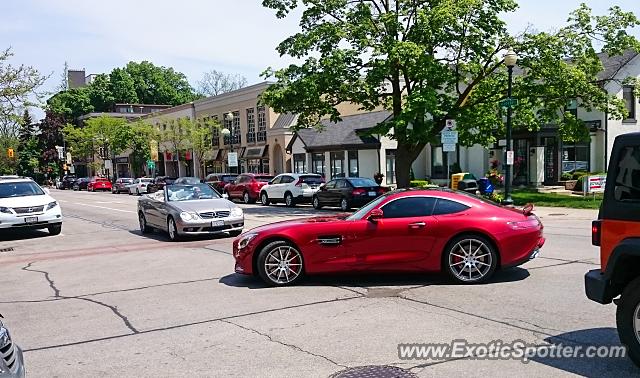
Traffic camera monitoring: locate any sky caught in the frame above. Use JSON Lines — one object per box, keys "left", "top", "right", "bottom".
{"left": 1, "top": 0, "right": 639, "bottom": 120}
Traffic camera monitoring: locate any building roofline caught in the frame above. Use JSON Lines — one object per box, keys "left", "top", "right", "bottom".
{"left": 193, "top": 81, "right": 274, "bottom": 107}
{"left": 137, "top": 102, "right": 195, "bottom": 120}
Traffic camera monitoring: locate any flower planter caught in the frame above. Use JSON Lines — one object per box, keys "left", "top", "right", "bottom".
{"left": 563, "top": 180, "right": 578, "bottom": 191}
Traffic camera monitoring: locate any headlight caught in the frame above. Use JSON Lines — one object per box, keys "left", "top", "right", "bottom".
{"left": 46, "top": 201, "right": 58, "bottom": 211}
{"left": 0, "top": 207, "right": 11, "bottom": 214}
{"left": 0, "top": 325, "right": 9, "bottom": 349}
{"left": 230, "top": 207, "right": 243, "bottom": 217}
{"left": 179, "top": 211, "right": 200, "bottom": 222}
{"left": 238, "top": 232, "right": 258, "bottom": 249}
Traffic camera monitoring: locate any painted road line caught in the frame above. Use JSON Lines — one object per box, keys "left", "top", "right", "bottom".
{"left": 77, "top": 203, "right": 136, "bottom": 214}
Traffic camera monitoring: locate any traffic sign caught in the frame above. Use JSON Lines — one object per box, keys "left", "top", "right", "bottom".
{"left": 147, "top": 160, "right": 156, "bottom": 169}
{"left": 6, "top": 148, "right": 14, "bottom": 158}
{"left": 506, "top": 151, "right": 514, "bottom": 165}
{"left": 499, "top": 98, "right": 518, "bottom": 108}
{"left": 445, "top": 119, "right": 456, "bottom": 130}
{"left": 228, "top": 152, "right": 238, "bottom": 167}
{"left": 443, "top": 143, "right": 456, "bottom": 152}
{"left": 441, "top": 130, "right": 458, "bottom": 144}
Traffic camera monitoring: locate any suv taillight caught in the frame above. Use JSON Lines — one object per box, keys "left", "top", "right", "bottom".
{"left": 592, "top": 220, "right": 602, "bottom": 246}
{"left": 295, "top": 178, "right": 303, "bottom": 187}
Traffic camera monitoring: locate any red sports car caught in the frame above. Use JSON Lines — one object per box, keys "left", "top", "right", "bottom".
{"left": 87, "top": 177, "right": 112, "bottom": 192}
{"left": 233, "top": 189, "right": 545, "bottom": 286}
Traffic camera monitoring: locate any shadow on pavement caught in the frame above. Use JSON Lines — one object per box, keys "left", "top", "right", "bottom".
{"left": 219, "top": 267, "right": 530, "bottom": 290}
{"left": 530, "top": 328, "right": 638, "bottom": 377}
{"left": 241, "top": 204, "right": 344, "bottom": 218}
{"left": 0, "top": 229, "right": 53, "bottom": 242}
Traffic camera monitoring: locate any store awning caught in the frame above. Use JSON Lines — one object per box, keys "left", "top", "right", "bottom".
{"left": 242, "top": 146, "right": 266, "bottom": 159}
{"left": 212, "top": 150, "right": 223, "bottom": 162}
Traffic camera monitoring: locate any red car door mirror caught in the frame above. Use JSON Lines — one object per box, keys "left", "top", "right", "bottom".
{"left": 368, "top": 208, "right": 384, "bottom": 222}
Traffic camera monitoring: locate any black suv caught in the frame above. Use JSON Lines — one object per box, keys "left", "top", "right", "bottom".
{"left": 59, "top": 175, "right": 77, "bottom": 190}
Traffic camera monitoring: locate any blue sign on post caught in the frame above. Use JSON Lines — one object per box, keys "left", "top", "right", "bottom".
{"left": 441, "top": 130, "right": 459, "bottom": 144}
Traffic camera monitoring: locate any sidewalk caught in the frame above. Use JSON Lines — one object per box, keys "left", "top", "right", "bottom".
{"left": 533, "top": 206, "right": 598, "bottom": 220}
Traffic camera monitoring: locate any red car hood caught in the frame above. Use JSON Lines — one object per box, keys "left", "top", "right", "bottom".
{"left": 248, "top": 214, "right": 349, "bottom": 233}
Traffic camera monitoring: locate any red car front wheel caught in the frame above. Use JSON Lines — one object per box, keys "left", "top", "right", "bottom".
{"left": 444, "top": 234, "right": 497, "bottom": 284}
{"left": 257, "top": 241, "right": 305, "bottom": 286}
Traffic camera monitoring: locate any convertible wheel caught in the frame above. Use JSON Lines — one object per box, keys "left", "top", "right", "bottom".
{"left": 139, "top": 212, "right": 152, "bottom": 234}
{"left": 257, "top": 241, "right": 304, "bottom": 286}
{"left": 284, "top": 192, "right": 296, "bottom": 207}
{"left": 444, "top": 235, "right": 497, "bottom": 284}
{"left": 616, "top": 276, "right": 640, "bottom": 367}
{"left": 340, "top": 197, "right": 350, "bottom": 212}
{"left": 312, "top": 196, "right": 322, "bottom": 209}
{"left": 167, "top": 217, "right": 181, "bottom": 242}
{"left": 261, "top": 192, "right": 270, "bottom": 206}
{"left": 136, "top": 188, "right": 141, "bottom": 196}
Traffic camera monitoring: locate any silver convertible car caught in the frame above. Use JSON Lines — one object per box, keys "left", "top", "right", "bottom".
{"left": 137, "top": 183, "right": 244, "bottom": 241}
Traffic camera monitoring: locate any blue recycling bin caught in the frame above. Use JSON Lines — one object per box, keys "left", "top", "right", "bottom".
{"left": 477, "top": 178, "right": 494, "bottom": 195}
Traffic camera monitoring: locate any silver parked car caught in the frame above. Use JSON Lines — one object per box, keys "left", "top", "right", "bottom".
{"left": 0, "top": 315, "right": 25, "bottom": 378}
{"left": 137, "top": 183, "right": 244, "bottom": 241}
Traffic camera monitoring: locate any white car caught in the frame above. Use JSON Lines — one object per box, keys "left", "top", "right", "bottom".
{"left": 259, "top": 173, "right": 324, "bottom": 207}
{"left": 128, "top": 178, "right": 154, "bottom": 195}
{"left": 0, "top": 177, "right": 63, "bottom": 235}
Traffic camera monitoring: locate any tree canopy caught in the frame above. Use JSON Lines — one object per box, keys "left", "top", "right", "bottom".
{"left": 260, "top": 0, "right": 640, "bottom": 187}
{"left": 49, "top": 61, "right": 199, "bottom": 122}
{"left": 197, "top": 70, "right": 249, "bottom": 97}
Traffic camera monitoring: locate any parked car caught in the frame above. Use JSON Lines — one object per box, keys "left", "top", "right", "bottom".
{"left": 59, "top": 175, "right": 77, "bottom": 190}
{"left": 112, "top": 178, "right": 134, "bottom": 194}
{"left": 128, "top": 178, "right": 155, "bottom": 195}
{"left": 72, "top": 177, "right": 90, "bottom": 191}
{"left": 205, "top": 173, "right": 237, "bottom": 194}
{"left": 147, "top": 176, "right": 177, "bottom": 193}
{"left": 87, "top": 177, "right": 112, "bottom": 192}
{"left": 0, "top": 177, "right": 63, "bottom": 235}
{"left": 260, "top": 173, "right": 324, "bottom": 207}
{"left": 174, "top": 177, "right": 203, "bottom": 185}
{"left": 312, "top": 177, "right": 388, "bottom": 211}
{"left": 137, "top": 183, "right": 244, "bottom": 241}
{"left": 234, "top": 188, "right": 545, "bottom": 286}
{"left": 0, "top": 314, "right": 26, "bottom": 378}
{"left": 585, "top": 132, "right": 640, "bottom": 367}
{"left": 223, "top": 173, "right": 274, "bottom": 204}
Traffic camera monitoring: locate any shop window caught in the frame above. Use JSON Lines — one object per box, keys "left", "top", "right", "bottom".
{"left": 348, "top": 151, "right": 359, "bottom": 177}
{"left": 386, "top": 150, "right": 396, "bottom": 184}
{"left": 330, "top": 151, "right": 345, "bottom": 178}
{"left": 623, "top": 86, "right": 636, "bottom": 121}
{"left": 293, "top": 153, "right": 306, "bottom": 173}
{"left": 562, "top": 144, "right": 590, "bottom": 173}
{"left": 312, "top": 153, "right": 325, "bottom": 177}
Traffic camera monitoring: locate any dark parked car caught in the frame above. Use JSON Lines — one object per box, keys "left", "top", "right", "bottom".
{"left": 312, "top": 177, "right": 388, "bottom": 211}
{"left": 205, "top": 173, "right": 237, "bottom": 194}
{"left": 72, "top": 177, "right": 90, "bottom": 191}
{"left": 223, "top": 173, "right": 274, "bottom": 204}
{"left": 0, "top": 313, "right": 26, "bottom": 377}
{"left": 147, "top": 176, "right": 176, "bottom": 193}
{"left": 174, "top": 177, "right": 203, "bottom": 185}
{"left": 112, "top": 178, "right": 134, "bottom": 194}
{"left": 59, "top": 175, "right": 77, "bottom": 190}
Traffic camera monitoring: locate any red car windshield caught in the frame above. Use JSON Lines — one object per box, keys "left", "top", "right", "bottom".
{"left": 346, "top": 195, "right": 388, "bottom": 221}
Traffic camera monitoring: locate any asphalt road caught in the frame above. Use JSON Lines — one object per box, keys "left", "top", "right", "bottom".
{"left": 0, "top": 189, "right": 637, "bottom": 377}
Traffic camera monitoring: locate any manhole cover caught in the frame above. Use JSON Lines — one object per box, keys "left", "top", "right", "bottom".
{"left": 331, "top": 365, "right": 417, "bottom": 378}
{"left": 365, "top": 288, "right": 404, "bottom": 298}
{"left": 0, "top": 247, "right": 14, "bottom": 253}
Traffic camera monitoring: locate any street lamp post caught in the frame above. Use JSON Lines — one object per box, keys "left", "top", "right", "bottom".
{"left": 220, "top": 112, "right": 236, "bottom": 173}
{"left": 503, "top": 48, "right": 518, "bottom": 206}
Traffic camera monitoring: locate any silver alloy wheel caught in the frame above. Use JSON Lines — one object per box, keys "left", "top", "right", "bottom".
{"left": 243, "top": 192, "right": 250, "bottom": 204}
{"left": 340, "top": 198, "right": 348, "bottom": 211}
{"left": 261, "top": 193, "right": 268, "bottom": 205}
{"left": 285, "top": 193, "right": 293, "bottom": 206}
{"left": 264, "top": 245, "right": 303, "bottom": 284}
{"left": 634, "top": 301, "right": 640, "bottom": 344}
{"left": 139, "top": 213, "right": 146, "bottom": 232}
{"left": 313, "top": 196, "right": 320, "bottom": 208}
{"left": 168, "top": 218, "right": 177, "bottom": 240}
{"left": 448, "top": 238, "right": 493, "bottom": 282}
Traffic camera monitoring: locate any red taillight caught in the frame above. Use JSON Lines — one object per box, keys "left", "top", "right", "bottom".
{"left": 592, "top": 220, "right": 602, "bottom": 246}
{"left": 352, "top": 188, "right": 366, "bottom": 196}
{"left": 295, "top": 178, "right": 302, "bottom": 187}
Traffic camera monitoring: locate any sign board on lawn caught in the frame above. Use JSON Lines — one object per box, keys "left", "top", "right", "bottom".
{"left": 584, "top": 175, "right": 606, "bottom": 193}
{"left": 228, "top": 152, "right": 238, "bottom": 167}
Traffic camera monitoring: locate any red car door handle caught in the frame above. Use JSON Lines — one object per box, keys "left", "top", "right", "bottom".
{"left": 408, "top": 222, "right": 426, "bottom": 229}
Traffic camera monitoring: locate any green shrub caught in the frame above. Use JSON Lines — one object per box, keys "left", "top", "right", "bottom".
{"left": 561, "top": 172, "right": 572, "bottom": 181}
{"left": 410, "top": 180, "right": 431, "bottom": 188}
{"left": 572, "top": 170, "right": 589, "bottom": 180}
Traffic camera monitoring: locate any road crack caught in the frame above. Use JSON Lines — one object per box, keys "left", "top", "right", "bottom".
{"left": 22, "top": 262, "right": 60, "bottom": 297}
{"left": 221, "top": 319, "right": 348, "bottom": 368}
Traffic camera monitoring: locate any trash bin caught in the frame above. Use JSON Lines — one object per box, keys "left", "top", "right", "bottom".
{"left": 457, "top": 179, "right": 479, "bottom": 194}
{"left": 477, "top": 178, "right": 494, "bottom": 195}
{"left": 450, "top": 173, "right": 467, "bottom": 190}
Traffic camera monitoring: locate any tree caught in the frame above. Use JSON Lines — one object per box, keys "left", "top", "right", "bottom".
{"left": 48, "top": 88, "right": 94, "bottom": 123}
{"left": 121, "top": 61, "right": 198, "bottom": 105}
{"left": 154, "top": 117, "right": 190, "bottom": 175}
{"left": 57, "top": 61, "right": 69, "bottom": 92}
{"left": 260, "top": 1, "right": 640, "bottom": 188}
{"left": 109, "top": 68, "right": 138, "bottom": 104}
{"left": 18, "top": 109, "right": 36, "bottom": 143}
{"left": 37, "top": 111, "right": 65, "bottom": 174}
{"left": 0, "top": 47, "right": 47, "bottom": 141}
{"left": 16, "top": 109, "right": 40, "bottom": 177}
{"left": 197, "top": 70, "right": 248, "bottom": 97}
{"left": 185, "top": 118, "right": 219, "bottom": 178}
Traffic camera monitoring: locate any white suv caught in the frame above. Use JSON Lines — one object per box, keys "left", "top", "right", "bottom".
{"left": 0, "top": 177, "right": 63, "bottom": 235}
{"left": 260, "top": 173, "right": 324, "bottom": 207}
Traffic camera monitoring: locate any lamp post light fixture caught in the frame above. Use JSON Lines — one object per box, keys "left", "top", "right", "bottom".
{"left": 502, "top": 48, "right": 518, "bottom": 206}
{"left": 220, "top": 112, "right": 236, "bottom": 173}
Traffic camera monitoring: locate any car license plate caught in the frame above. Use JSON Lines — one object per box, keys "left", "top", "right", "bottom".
{"left": 211, "top": 220, "right": 225, "bottom": 228}
{"left": 368, "top": 191, "right": 377, "bottom": 196}
{"left": 24, "top": 217, "right": 38, "bottom": 223}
